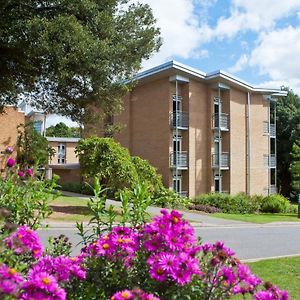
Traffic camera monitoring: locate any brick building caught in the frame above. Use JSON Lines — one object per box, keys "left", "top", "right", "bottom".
{"left": 111, "top": 61, "right": 286, "bottom": 198}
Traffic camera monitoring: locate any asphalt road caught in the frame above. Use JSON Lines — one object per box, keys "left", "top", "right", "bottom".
{"left": 38, "top": 223, "right": 300, "bottom": 261}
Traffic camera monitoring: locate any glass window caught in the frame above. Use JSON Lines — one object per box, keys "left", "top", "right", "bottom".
{"left": 34, "top": 121, "right": 42, "bottom": 134}
{"left": 57, "top": 143, "right": 66, "bottom": 164}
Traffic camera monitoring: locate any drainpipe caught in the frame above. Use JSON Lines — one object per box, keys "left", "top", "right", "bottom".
{"left": 218, "top": 86, "right": 222, "bottom": 193}
{"left": 274, "top": 101, "right": 277, "bottom": 191}
{"left": 175, "top": 80, "right": 179, "bottom": 194}
{"left": 246, "top": 92, "right": 251, "bottom": 195}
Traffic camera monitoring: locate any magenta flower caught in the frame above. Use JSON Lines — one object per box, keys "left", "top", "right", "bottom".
{"left": 5, "top": 226, "right": 43, "bottom": 258}
{"left": 111, "top": 289, "right": 160, "bottom": 300}
{"left": 6, "top": 158, "right": 15, "bottom": 168}
{"left": 18, "top": 170, "right": 24, "bottom": 177}
{"left": 0, "top": 264, "right": 24, "bottom": 297}
{"left": 26, "top": 168, "right": 33, "bottom": 177}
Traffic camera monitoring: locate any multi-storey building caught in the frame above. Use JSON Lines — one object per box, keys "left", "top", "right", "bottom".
{"left": 111, "top": 61, "right": 286, "bottom": 198}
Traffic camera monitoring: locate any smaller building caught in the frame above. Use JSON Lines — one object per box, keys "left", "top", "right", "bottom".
{"left": 47, "top": 137, "right": 81, "bottom": 184}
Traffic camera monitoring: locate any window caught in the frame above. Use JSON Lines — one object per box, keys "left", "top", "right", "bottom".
{"left": 57, "top": 143, "right": 66, "bottom": 164}
{"left": 173, "top": 173, "right": 182, "bottom": 193}
{"left": 172, "top": 95, "right": 182, "bottom": 112}
{"left": 34, "top": 121, "right": 43, "bottom": 134}
{"left": 214, "top": 174, "right": 221, "bottom": 192}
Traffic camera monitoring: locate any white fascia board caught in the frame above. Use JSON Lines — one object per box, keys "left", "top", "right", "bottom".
{"left": 46, "top": 137, "right": 80, "bottom": 143}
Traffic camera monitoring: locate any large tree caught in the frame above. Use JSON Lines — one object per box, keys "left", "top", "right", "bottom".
{"left": 0, "top": 0, "right": 161, "bottom": 122}
{"left": 46, "top": 122, "right": 81, "bottom": 138}
{"left": 276, "top": 87, "right": 300, "bottom": 198}
{"left": 290, "top": 141, "right": 300, "bottom": 197}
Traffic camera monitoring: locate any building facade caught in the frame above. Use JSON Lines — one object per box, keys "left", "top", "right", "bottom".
{"left": 112, "top": 61, "right": 286, "bottom": 198}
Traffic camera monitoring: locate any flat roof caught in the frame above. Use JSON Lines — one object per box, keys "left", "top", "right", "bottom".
{"left": 133, "top": 60, "right": 287, "bottom": 96}
{"left": 46, "top": 137, "right": 80, "bottom": 143}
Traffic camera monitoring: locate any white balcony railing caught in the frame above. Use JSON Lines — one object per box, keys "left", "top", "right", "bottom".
{"left": 263, "top": 122, "right": 276, "bottom": 137}
{"left": 170, "top": 112, "right": 189, "bottom": 129}
{"left": 170, "top": 151, "right": 188, "bottom": 169}
{"left": 264, "top": 154, "right": 276, "bottom": 168}
{"left": 212, "top": 152, "right": 230, "bottom": 169}
{"left": 212, "top": 113, "right": 229, "bottom": 131}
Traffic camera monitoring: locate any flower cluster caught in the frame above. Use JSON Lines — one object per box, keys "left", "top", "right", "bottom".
{"left": 5, "top": 225, "right": 43, "bottom": 258}
{"left": 111, "top": 289, "right": 160, "bottom": 300}
{"left": 84, "top": 226, "right": 140, "bottom": 267}
{"left": 29, "top": 255, "right": 86, "bottom": 282}
{"left": 254, "top": 283, "right": 289, "bottom": 300}
{"left": 143, "top": 210, "right": 201, "bottom": 285}
{"left": 20, "top": 271, "right": 66, "bottom": 300}
{"left": 0, "top": 263, "right": 24, "bottom": 297}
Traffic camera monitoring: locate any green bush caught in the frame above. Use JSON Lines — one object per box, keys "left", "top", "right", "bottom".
{"left": 152, "top": 187, "right": 190, "bottom": 208}
{"left": 60, "top": 182, "right": 94, "bottom": 195}
{"left": 260, "top": 194, "right": 291, "bottom": 213}
{"left": 76, "top": 137, "right": 139, "bottom": 193}
{"left": 131, "top": 156, "right": 163, "bottom": 192}
{"left": 193, "top": 192, "right": 258, "bottom": 214}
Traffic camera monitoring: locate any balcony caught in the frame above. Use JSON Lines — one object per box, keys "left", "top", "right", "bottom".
{"left": 179, "top": 191, "right": 188, "bottom": 198}
{"left": 264, "top": 154, "right": 276, "bottom": 168}
{"left": 212, "top": 113, "right": 229, "bottom": 131}
{"left": 170, "top": 151, "right": 188, "bottom": 169}
{"left": 170, "top": 112, "right": 189, "bottom": 129}
{"left": 263, "top": 122, "right": 276, "bottom": 137}
{"left": 212, "top": 152, "right": 230, "bottom": 169}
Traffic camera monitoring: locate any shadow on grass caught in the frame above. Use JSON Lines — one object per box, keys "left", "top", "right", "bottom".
{"left": 50, "top": 205, "right": 92, "bottom": 216}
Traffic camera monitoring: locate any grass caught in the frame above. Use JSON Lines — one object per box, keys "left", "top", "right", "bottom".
{"left": 246, "top": 256, "right": 300, "bottom": 299}
{"left": 212, "top": 212, "right": 300, "bottom": 223}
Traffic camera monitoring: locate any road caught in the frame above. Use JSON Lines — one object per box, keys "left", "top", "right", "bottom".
{"left": 38, "top": 223, "right": 300, "bottom": 261}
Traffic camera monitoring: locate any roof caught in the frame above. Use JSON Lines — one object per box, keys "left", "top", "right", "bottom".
{"left": 47, "top": 163, "right": 80, "bottom": 170}
{"left": 133, "top": 60, "right": 287, "bottom": 96}
{"left": 46, "top": 137, "right": 80, "bottom": 143}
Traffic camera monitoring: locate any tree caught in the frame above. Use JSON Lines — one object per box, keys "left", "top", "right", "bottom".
{"left": 17, "top": 122, "right": 54, "bottom": 167}
{"left": 46, "top": 122, "right": 81, "bottom": 138}
{"left": 276, "top": 87, "right": 300, "bottom": 198}
{"left": 0, "top": 0, "right": 161, "bottom": 122}
{"left": 290, "top": 141, "right": 300, "bottom": 197}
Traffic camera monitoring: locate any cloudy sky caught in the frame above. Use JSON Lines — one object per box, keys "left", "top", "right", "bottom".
{"left": 140, "top": 0, "right": 300, "bottom": 93}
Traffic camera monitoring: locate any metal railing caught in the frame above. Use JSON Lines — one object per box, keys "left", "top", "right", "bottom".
{"left": 263, "top": 122, "right": 276, "bottom": 137}
{"left": 170, "top": 151, "right": 188, "bottom": 168}
{"left": 269, "top": 185, "right": 277, "bottom": 195}
{"left": 170, "top": 112, "right": 189, "bottom": 129}
{"left": 212, "top": 152, "right": 230, "bottom": 169}
{"left": 179, "top": 191, "right": 188, "bottom": 198}
{"left": 264, "top": 154, "right": 276, "bottom": 168}
{"left": 212, "top": 113, "right": 229, "bottom": 131}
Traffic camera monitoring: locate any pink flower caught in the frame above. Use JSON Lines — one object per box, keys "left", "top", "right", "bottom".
{"left": 18, "top": 170, "right": 24, "bottom": 177}
{"left": 26, "top": 168, "right": 33, "bottom": 177}
{"left": 5, "top": 146, "right": 14, "bottom": 154}
{"left": 0, "top": 264, "right": 24, "bottom": 297}
{"left": 6, "top": 158, "right": 15, "bottom": 168}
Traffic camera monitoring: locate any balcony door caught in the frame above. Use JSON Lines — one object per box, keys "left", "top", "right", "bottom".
{"left": 173, "top": 173, "right": 182, "bottom": 194}
{"left": 173, "top": 134, "right": 182, "bottom": 152}
{"left": 173, "top": 95, "right": 182, "bottom": 112}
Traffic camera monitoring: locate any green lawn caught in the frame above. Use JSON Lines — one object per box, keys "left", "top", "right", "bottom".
{"left": 212, "top": 212, "right": 300, "bottom": 223}
{"left": 246, "top": 256, "right": 300, "bottom": 299}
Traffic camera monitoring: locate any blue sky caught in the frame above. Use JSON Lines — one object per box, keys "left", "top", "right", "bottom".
{"left": 141, "top": 0, "right": 300, "bottom": 93}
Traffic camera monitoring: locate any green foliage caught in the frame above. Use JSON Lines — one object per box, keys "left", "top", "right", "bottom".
{"left": 290, "top": 141, "right": 300, "bottom": 196}
{"left": 276, "top": 87, "right": 300, "bottom": 198}
{"left": 45, "top": 234, "right": 72, "bottom": 257}
{"left": 76, "top": 137, "right": 139, "bottom": 194}
{"left": 17, "top": 122, "right": 54, "bottom": 168}
{"left": 260, "top": 194, "right": 291, "bottom": 213}
{"left": 46, "top": 122, "right": 81, "bottom": 138}
{"left": 193, "top": 193, "right": 259, "bottom": 214}
{"left": 0, "top": 0, "right": 161, "bottom": 122}
{"left": 60, "top": 182, "right": 94, "bottom": 195}
{"left": 153, "top": 187, "right": 190, "bottom": 209}
{"left": 131, "top": 156, "right": 163, "bottom": 192}
{"left": 0, "top": 162, "right": 58, "bottom": 230}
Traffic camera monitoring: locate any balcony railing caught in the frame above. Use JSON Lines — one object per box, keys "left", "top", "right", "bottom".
{"left": 212, "top": 113, "right": 229, "bottom": 131}
{"left": 264, "top": 154, "right": 276, "bottom": 168}
{"left": 179, "top": 191, "right": 188, "bottom": 198}
{"left": 212, "top": 152, "right": 230, "bottom": 169}
{"left": 269, "top": 185, "right": 277, "bottom": 195}
{"left": 263, "top": 122, "right": 276, "bottom": 137}
{"left": 170, "top": 112, "right": 189, "bottom": 129}
{"left": 170, "top": 151, "right": 188, "bottom": 169}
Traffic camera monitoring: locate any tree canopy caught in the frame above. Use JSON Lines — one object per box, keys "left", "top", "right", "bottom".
{"left": 46, "top": 122, "right": 81, "bottom": 138}
{"left": 0, "top": 0, "right": 161, "bottom": 122}
{"left": 276, "top": 87, "right": 300, "bottom": 198}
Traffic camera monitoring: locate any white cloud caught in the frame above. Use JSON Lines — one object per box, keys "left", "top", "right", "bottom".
{"left": 228, "top": 54, "right": 249, "bottom": 73}
{"left": 249, "top": 26, "right": 300, "bottom": 93}
{"left": 45, "top": 114, "right": 79, "bottom": 128}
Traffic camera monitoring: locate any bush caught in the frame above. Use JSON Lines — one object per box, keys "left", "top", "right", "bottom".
{"left": 260, "top": 194, "right": 291, "bottom": 213}
{"left": 188, "top": 204, "right": 222, "bottom": 214}
{"left": 152, "top": 187, "right": 190, "bottom": 208}
{"left": 60, "top": 182, "right": 94, "bottom": 195}
{"left": 193, "top": 192, "right": 257, "bottom": 214}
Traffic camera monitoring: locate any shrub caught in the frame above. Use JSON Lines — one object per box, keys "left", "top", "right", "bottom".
{"left": 193, "top": 192, "right": 257, "bottom": 214}
{"left": 189, "top": 204, "right": 222, "bottom": 213}
{"left": 60, "top": 182, "right": 94, "bottom": 195}
{"left": 131, "top": 156, "right": 163, "bottom": 192}
{"left": 76, "top": 137, "right": 139, "bottom": 193}
{"left": 152, "top": 187, "right": 190, "bottom": 208}
{"left": 260, "top": 194, "right": 291, "bottom": 213}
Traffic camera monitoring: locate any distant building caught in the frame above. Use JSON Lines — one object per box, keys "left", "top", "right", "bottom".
{"left": 96, "top": 61, "right": 287, "bottom": 197}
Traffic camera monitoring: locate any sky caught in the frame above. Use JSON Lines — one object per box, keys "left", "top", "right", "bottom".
{"left": 139, "top": 0, "right": 300, "bottom": 93}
